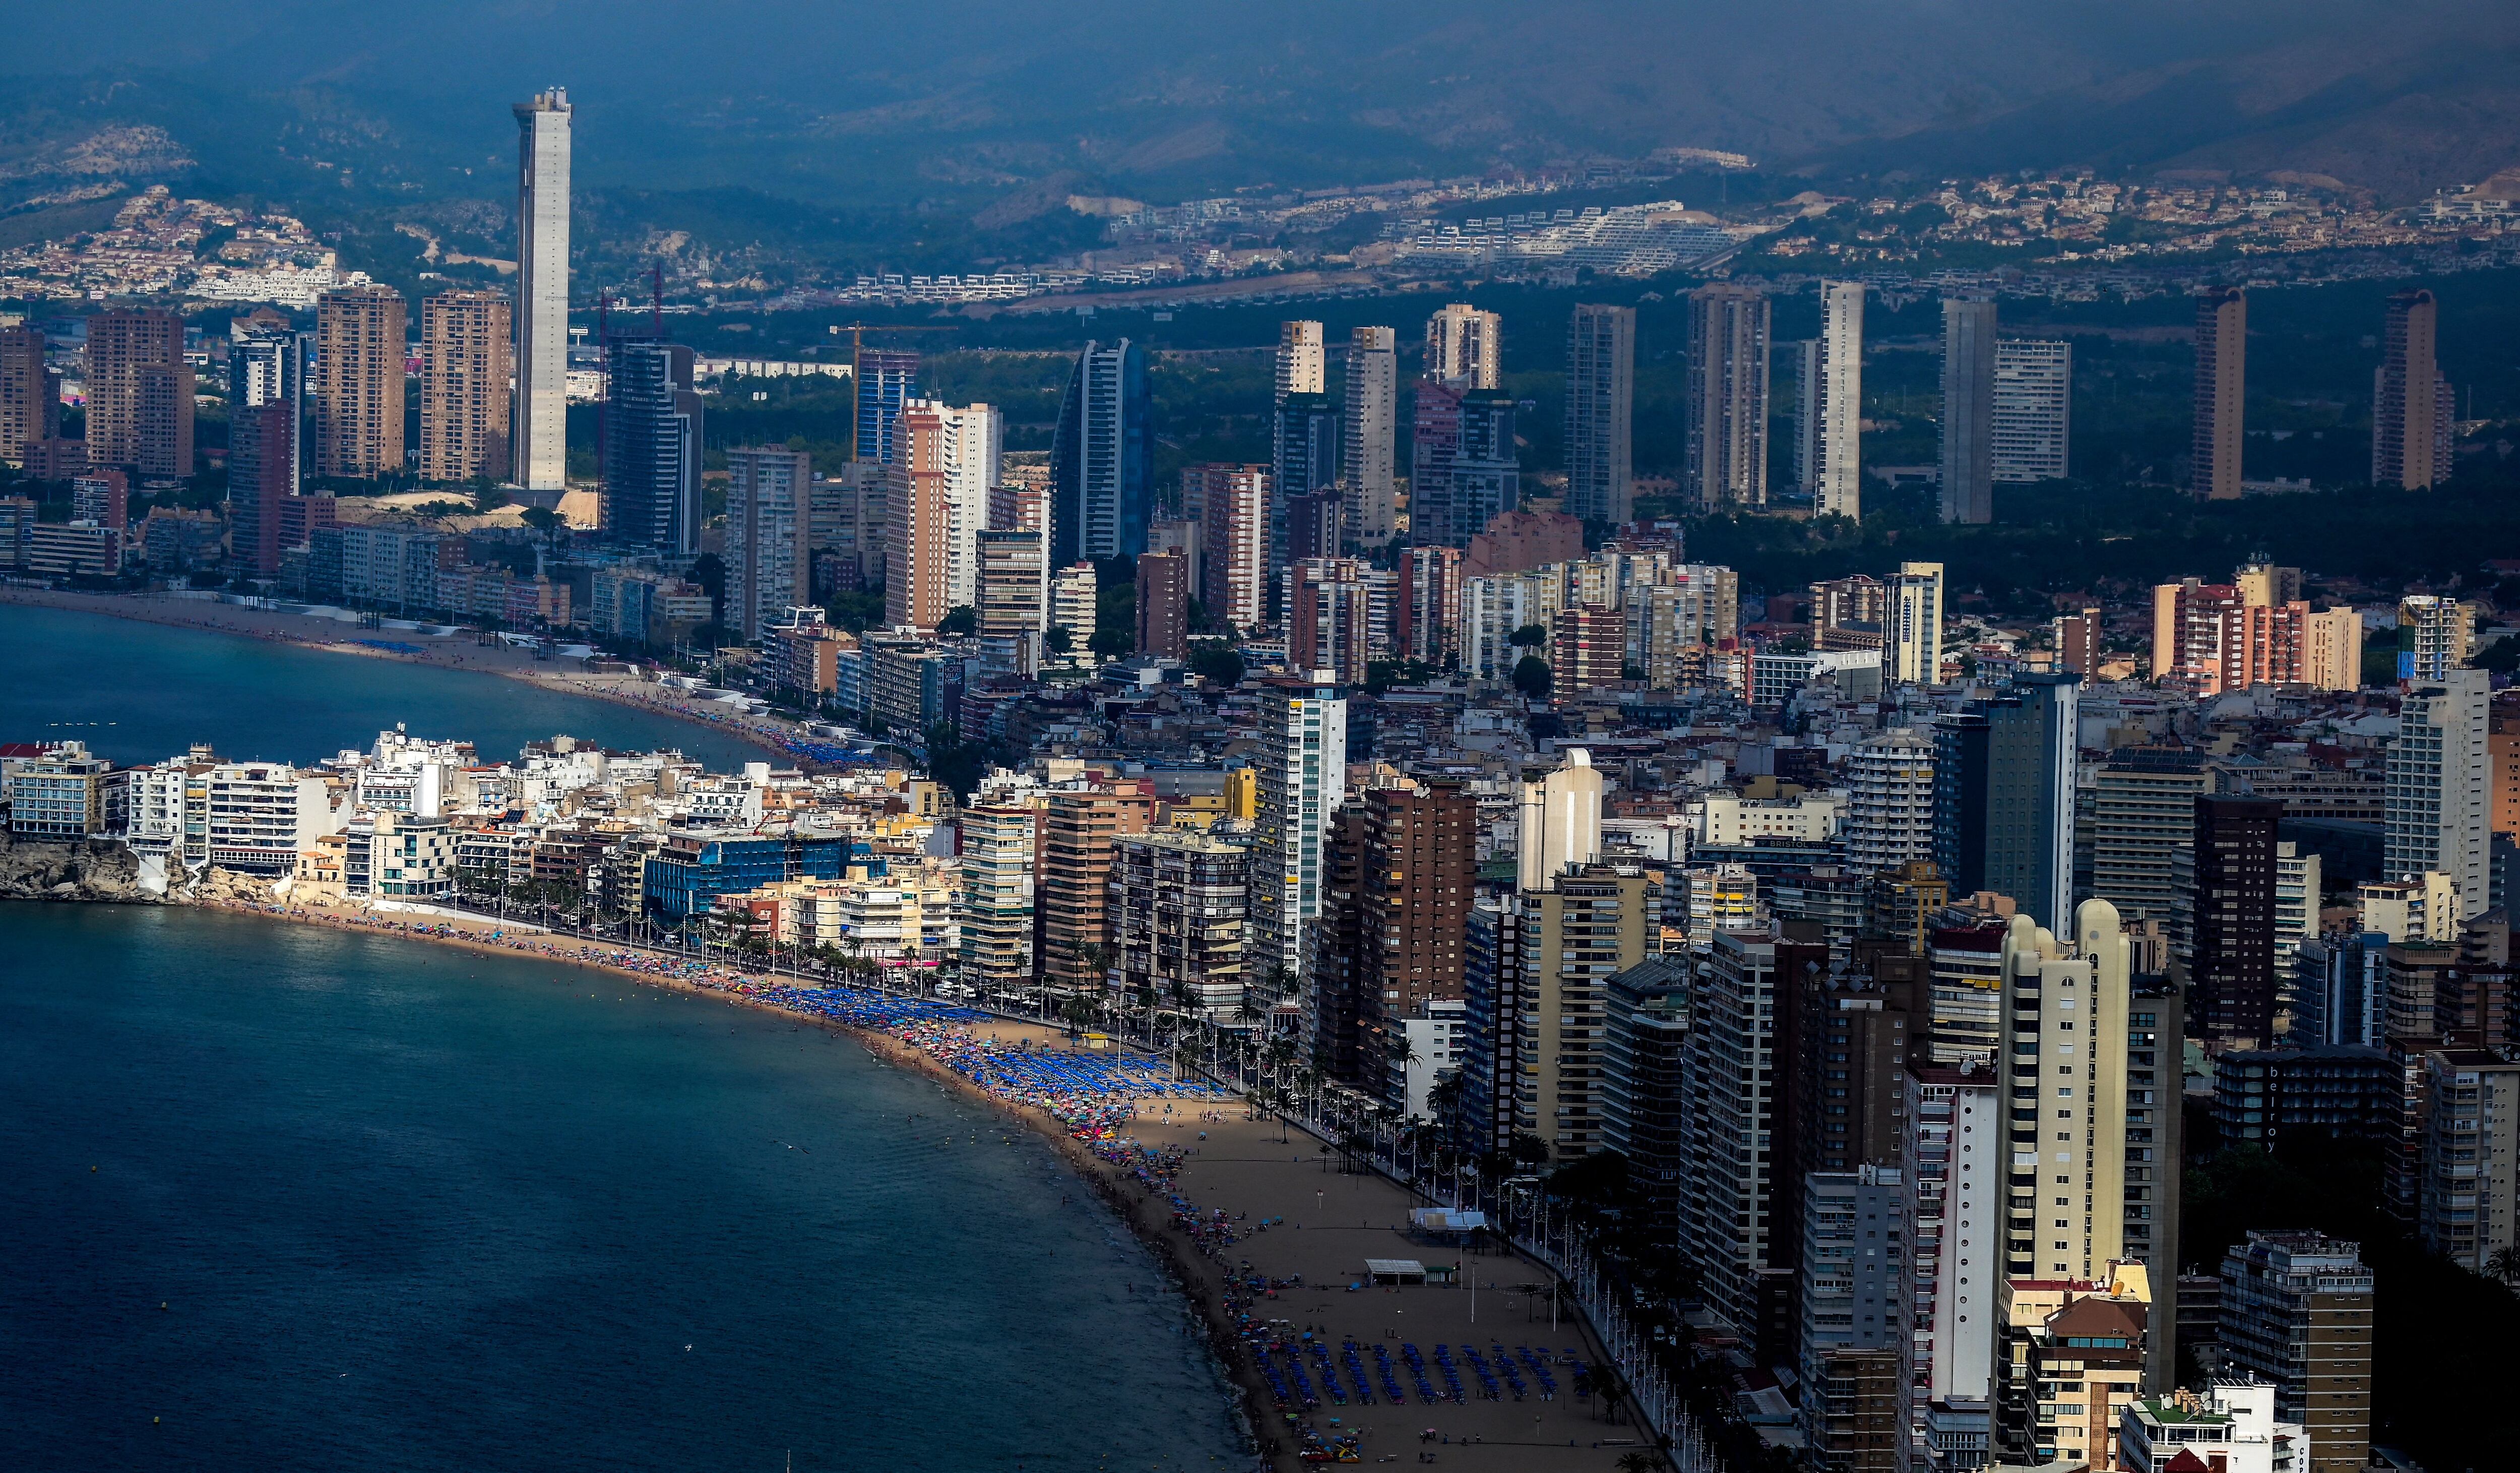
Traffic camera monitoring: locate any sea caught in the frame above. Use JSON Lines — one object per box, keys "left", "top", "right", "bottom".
{"left": 1, "top": 602, "right": 771, "bottom": 770}
{"left": 1, "top": 905, "right": 1244, "bottom": 1472}
{"left": 0, "top": 608, "right": 1244, "bottom": 1470}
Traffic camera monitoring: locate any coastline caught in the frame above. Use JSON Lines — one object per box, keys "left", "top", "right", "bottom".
{"left": 122, "top": 893, "right": 1644, "bottom": 1471}
{"left": 0, "top": 586, "right": 799, "bottom": 766}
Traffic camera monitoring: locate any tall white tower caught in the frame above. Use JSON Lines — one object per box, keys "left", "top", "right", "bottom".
{"left": 1815, "top": 280, "right": 1865, "bottom": 521}
{"left": 513, "top": 88, "right": 573, "bottom": 493}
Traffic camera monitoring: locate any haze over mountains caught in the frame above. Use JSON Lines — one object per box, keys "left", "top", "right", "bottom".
{"left": 3, "top": 0, "right": 2515, "bottom": 225}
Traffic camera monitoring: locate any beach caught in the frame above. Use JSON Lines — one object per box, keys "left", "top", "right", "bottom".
{"left": 0, "top": 586, "right": 801, "bottom": 764}
{"left": 178, "top": 893, "right": 1649, "bottom": 1472}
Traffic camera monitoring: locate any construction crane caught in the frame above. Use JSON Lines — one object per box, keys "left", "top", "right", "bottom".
{"left": 824, "top": 322, "right": 959, "bottom": 461}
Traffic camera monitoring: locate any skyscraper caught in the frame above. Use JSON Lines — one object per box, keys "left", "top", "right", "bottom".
{"left": 1342, "top": 327, "right": 1399, "bottom": 546}
{"left": 1284, "top": 557, "right": 1373, "bottom": 688}
{"left": 1250, "top": 672, "right": 1349, "bottom": 1017}
{"left": 1517, "top": 748, "right": 1604, "bottom": 892}
{"left": 0, "top": 322, "right": 58, "bottom": 465}
{"left": 2386, "top": 666, "right": 2491, "bottom": 908}
{"left": 1685, "top": 283, "right": 1770, "bottom": 510}
{"left": 1049, "top": 339, "right": 1153, "bottom": 566}
{"left": 229, "top": 321, "right": 305, "bottom": 493}
{"left": 1790, "top": 338, "right": 1822, "bottom": 495}
{"left": 1274, "top": 390, "right": 1342, "bottom": 566}
{"left": 2190, "top": 795, "right": 2285, "bottom": 1045}
{"left": 1814, "top": 281, "right": 1865, "bottom": 520}
{"left": 1995, "top": 901, "right": 2132, "bottom": 1283}
{"left": 85, "top": 309, "right": 193, "bottom": 478}
{"left": 512, "top": 88, "right": 572, "bottom": 493}
{"left": 855, "top": 349, "right": 920, "bottom": 467}
{"left": 227, "top": 400, "right": 294, "bottom": 579}
{"left": 883, "top": 408, "right": 953, "bottom": 632}
{"left": 2192, "top": 287, "right": 2246, "bottom": 500}
{"left": 2218, "top": 1232, "right": 2374, "bottom": 1473}
{"left": 1992, "top": 339, "right": 2071, "bottom": 484}
{"left": 724, "top": 447, "right": 813, "bottom": 640}
{"left": 1394, "top": 544, "right": 1462, "bottom": 665}
{"left": 1274, "top": 319, "right": 1325, "bottom": 399}
{"left": 1891, "top": 561, "right": 1944, "bottom": 687}
{"left": 975, "top": 527, "right": 1048, "bottom": 674}
{"left": 1845, "top": 728, "right": 1937, "bottom": 874}
{"left": 1450, "top": 390, "right": 1519, "bottom": 545}
{"left": 902, "top": 398, "right": 1000, "bottom": 609}
{"left": 1424, "top": 302, "right": 1500, "bottom": 389}
{"left": 2373, "top": 289, "right": 2451, "bottom": 490}
{"left": 1565, "top": 303, "right": 1635, "bottom": 525}
{"left": 419, "top": 290, "right": 512, "bottom": 484}
{"left": 313, "top": 285, "right": 406, "bottom": 480}
{"left": 1135, "top": 549, "right": 1189, "bottom": 659}
{"left": 1938, "top": 297, "right": 1996, "bottom": 524}
{"left": 1354, "top": 782, "right": 1477, "bottom": 1100}
{"left": 1188, "top": 462, "right": 1269, "bottom": 633}
{"left": 602, "top": 337, "right": 703, "bottom": 555}
{"left": 1933, "top": 673, "right": 2079, "bottom": 931}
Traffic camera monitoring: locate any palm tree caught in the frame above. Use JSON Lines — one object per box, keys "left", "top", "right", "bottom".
{"left": 2487, "top": 1244, "right": 2520, "bottom": 1286}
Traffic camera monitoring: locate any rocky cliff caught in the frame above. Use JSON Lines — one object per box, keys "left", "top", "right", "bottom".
{"left": 0, "top": 832, "right": 157, "bottom": 903}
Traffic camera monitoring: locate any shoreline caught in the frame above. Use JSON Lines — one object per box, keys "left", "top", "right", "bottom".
{"left": 154, "top": 893, "right": 1283, "bottom": 1465}
{"left": 107, "top": 893, "right": 1642, "bottom": 1471}
{"left": 0, "top": 586, "right": 800, "bottom": 766}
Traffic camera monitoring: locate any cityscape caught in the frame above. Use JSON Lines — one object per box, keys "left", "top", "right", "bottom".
{"left": 5, "top": 33, "right": 2520, "bottom": 1473}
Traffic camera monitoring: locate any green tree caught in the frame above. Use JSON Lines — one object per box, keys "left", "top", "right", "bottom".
{"left": 1513, "top": 655, "right": 1553, "bottom": 700}
{"left": 1087, "top": 626, "right": 1135, "bottom": 658}
{"left": 1188, "top": 640, "right": 1245, "bottom": 686}
{"left": 1509, "top": 623, "right": 1548, "bottom": 648}
{"left": 936, "top": 604, "right": 977, "bottom": 636}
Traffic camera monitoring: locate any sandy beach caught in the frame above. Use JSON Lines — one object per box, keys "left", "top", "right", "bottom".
{"left": 178, "top": 893, "right": 1651, "bottom": 1472}
{"left": 0, "top": 585, "right": 801, "bottom": 763}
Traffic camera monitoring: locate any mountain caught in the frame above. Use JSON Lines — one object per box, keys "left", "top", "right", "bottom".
{"left": 1, "top": 0, "right": 2511, "bottom": 244}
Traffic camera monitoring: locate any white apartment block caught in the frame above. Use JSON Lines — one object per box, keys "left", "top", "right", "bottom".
{"left": 1992, "top": 339, "right": 2071, "bottom": 483}
{"left": 1847, "top": 727, "right": 1937, "bottom": 872}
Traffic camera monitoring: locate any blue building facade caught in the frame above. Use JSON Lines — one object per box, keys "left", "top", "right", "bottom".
{"left": 642, "top": 831, "right": 862, "bottom": 923}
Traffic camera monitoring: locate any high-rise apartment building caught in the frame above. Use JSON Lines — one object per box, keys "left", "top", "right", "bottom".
{"left": 1685, "top": 283, "right": 1771, "bottom": 510}
{"left": 1284, "top": 557, "right": 1373, "bottom": 687}
{"left": 1395, "top": 544, "right": 1462, "bottom": 665}
{"left": 2396, "top": 593, "right": 2475, "bottom": 685}
{"left": 2218, "top": 1231, "right": 2373, "bottom": 1473}
{"left": 2148, "top": 576, "right": 2312, "bottom": 694}
{"left": 1038, "top": 784, "right": 1152, "bottom": 989}
{"left": 1250, "top": 672, "right": 1349, "bottom": 1015}
{"left": 2190, "top": 795, "right": 2285, "bottom": 1045}
{"left": 1458, "top": 896, "right": 1523, "bottom": 1157}
{"left": 2082, "top": 746, "right": 2211, "bottom": 948}
{"left": 958, "top": 802, "right": 1038, "bottom": 989}
{"left": 418, "top": 290, "right": 512, "bottom": 484}
{"left": 1992, "top": 339, "right": 2071, "bottom": 484}
{"left": 1933, "top": 673, "right": 2079, "bottom": 931}
{"left": 1187, "top": 463, "right": 1269, "bottom": 633}
{"left": 1274, "top": 390, "right": 1343, "bottom": 567}
{"left": 1939, "top": 297, "right": 1996, "bottom": 524}
{"left": 227, "top": 401, "right": 295, "bottom": 578}
{"left": 1343, "top": 327, "right": 1399, "bottom": 545}
{"left": 1049, "top": 563, "right": 1097, "bottom": 652}
{"left": 512, "top": 88, "right": 571, "bottom": 492}
{"left": 313, "top": 285, "right": 406, "bottom": 481}
{"left": 1799, "top": 1167, "right": 1908, "bottom": 1468}
{"left": 1552, "top": 603, "right": 1626, "bottom": 696}
{"left": 2304, "top": 605, "right": 2365, "bottom": 691}
{"left": 855, "top": 348, "right": 920, "bottom": 466}
{"left": 2386, "top": 666, "right": 2491, "bottom": 909}
{"left": 1135, "top": 549, "right": 1189, "bottom": 659}
{"left": 975, "top": 527, "right": 1047, "bottom": 674}
{"left": 1845, "top": 727, "right": 1937, "bottom": 874}
{"left": 1112, "top": 829, "right": 1249, "bottom": 1016}
{"left": 1518, "top": 862, "right": 1659, "bottom": 1161}
{"left": 2373, "top": 289, "right": 2450, "bottom": 490}
{"left": 0, "top": 323, "right": 58, "bottom": 464}
{"left": 1517, "top": 749, "right": 1604, "bottom": 892}
{"left": 86, "top": 309, "right": 194, "bottom": 477}
{"left": 1412, "top": 383, "right": 1518, "bottom": 547}
{"left": 2192, "top": 287, "right": 2246, "bottom": 500}
{"left": 2417, "top": 1048, "right": 2520, "bottom": 1272}
{"left": 602, "top": 337, "right": 703, "bottom": 555}
{"left": 1790, "top": 338, "right": 1823, "bottom": 495}
{"left": 724, "top": 447, "right": 814, "bottom": 641}
{"left": 1274, "top": 319, "right": 1325, "bottom": 400}
{"left": 901, "top": 399, "right": 1001, "bottom": 610}
{"left": 884, "top": 407, "right": 954, "bottom": 632}
{"left": 1349, "top": 783, "right": 1478, "bottom": 1100}
{"left": 1565, "top": 303, "right": 1635, "bottom": 524}
{"left": 1424, "top": 302, "right": 1500, "bottom": 389}
{"left": 1813, "top": 281, "right": 1866, "bottom": 520}
{"left": 1891, "top": 562, "right": 1944, "bottom": 686}
{"left": 1994, "top": 902, "right": 2133, "bottom": 1282}
{"left": 1050, "top": 339, "right": 1153, "bottom": 565}
{"left": 2052, "top": 606, "right": 2102, "bottom": 677}
{"left": 1899, "top": 1061, "right": 2000, "bottom": 1456}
